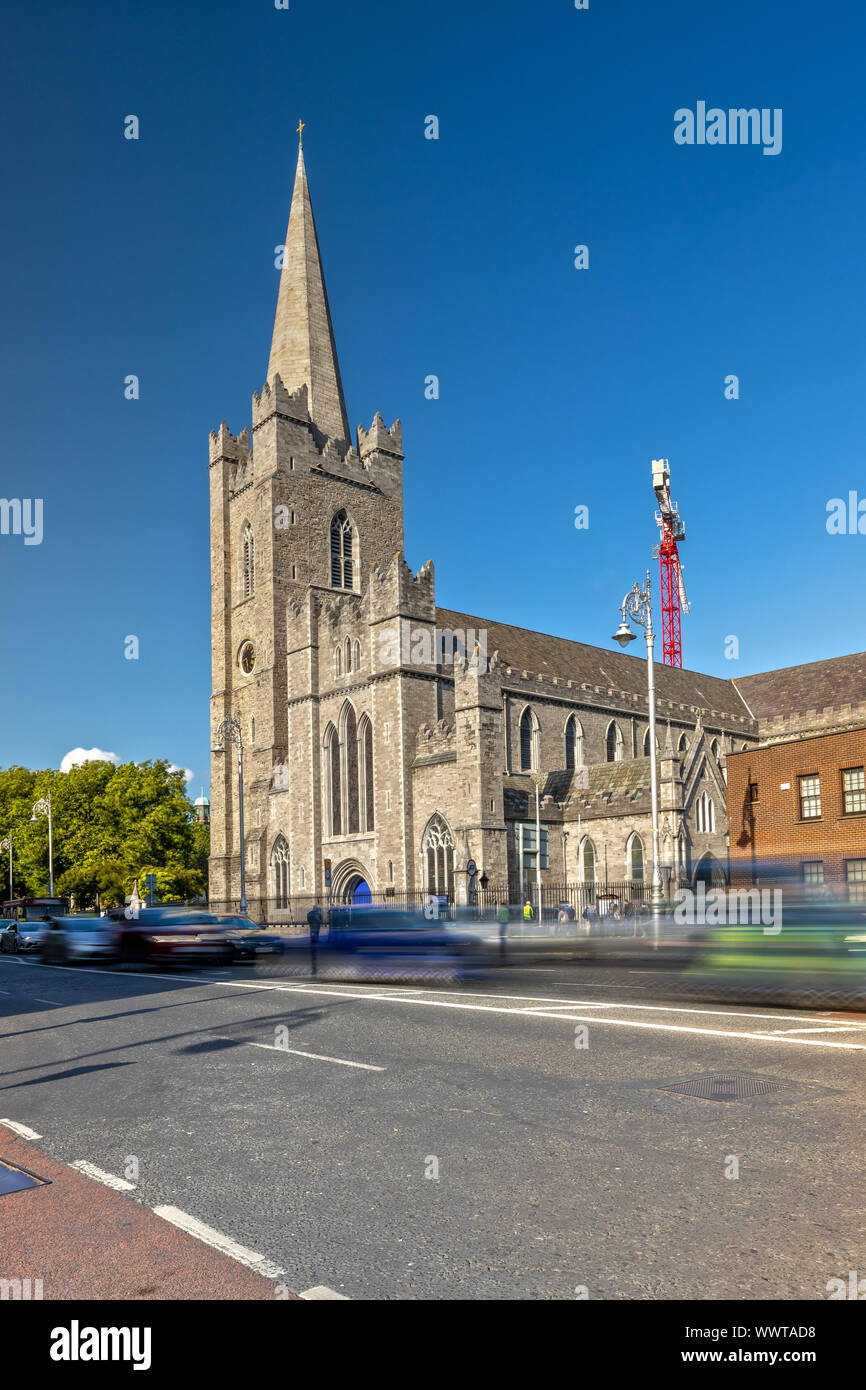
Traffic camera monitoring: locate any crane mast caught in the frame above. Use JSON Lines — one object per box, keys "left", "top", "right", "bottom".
{"left": 652, "top": 459, "right": 689, "bottom": 668}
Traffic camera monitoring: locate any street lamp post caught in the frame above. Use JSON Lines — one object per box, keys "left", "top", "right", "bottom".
{"left": 0, "top": 836, "right": 11, "bottom": 903}
{"left": 213, "top": 715, "right": 247, "bottom": 914}
{"left": 612, "top": 570, "right": 664, "bottom": 922}
{"left": 31, "top": 793, "right": 54, "bottom": 897}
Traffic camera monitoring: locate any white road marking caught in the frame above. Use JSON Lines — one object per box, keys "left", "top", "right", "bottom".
{"left": 766, "top": 1025, "right": 866, "bottom": 1035}
{"left": 207, "top": 981, "right": 866, "bottom": 1050}
{"left": 32, "top": 998, "right": 63, "bottom": 1006}
{"left": 0, "top": 1119, "right": 42, "bottom": 1139}
{"left": 299, "top": 1285, "right": 349, "bottom": 1300}
{"left": 247, "top": 1041, "right": 384, "bottom": 1071}
{"left": 153, "top": 1205, "right": 285, "bottom": 1280}
{"left": 5, "top": 958, "right": 865, "bottom": 1050}
{"left": 70, "top": 1160, "right": 136, "bottom": 1191}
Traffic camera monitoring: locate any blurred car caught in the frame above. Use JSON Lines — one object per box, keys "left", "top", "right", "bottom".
{"left": 0, "top": 919, "right": 22, "bottom": 953}
{"left": 41, "top": 917, "right": 116, "bottom": 964}
{"left": 324, "top": 908, "right": 484, "bottom": 978}
{"left": 3, "top": 919, "right": 45, "bottom": 954}
{"left": 216, "top": 916, "right": 286, "bottom": 962}
{"left": 115, "top": 909, "right": 233, "bottom": 966}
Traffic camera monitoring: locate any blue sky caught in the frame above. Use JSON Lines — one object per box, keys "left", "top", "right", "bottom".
{"left": 2, "top": 0, "right": 865, "bottom": 791}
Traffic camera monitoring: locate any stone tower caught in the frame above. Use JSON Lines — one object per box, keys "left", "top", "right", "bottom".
{"left": 208, "top": 141, "right": 404, "bottom": 905}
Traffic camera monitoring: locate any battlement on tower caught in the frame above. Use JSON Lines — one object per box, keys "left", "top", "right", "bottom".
{"left": 208, "top": 421, "right": 251, "bottom": 467}
{"left": 357, "top": 413, "right": 403, "bottom": 459}
{"left": 252, "top": 374, "right": 311, "bottom": 430}
{"left": 367, "top": 554, "right": 436, "bottom": 623}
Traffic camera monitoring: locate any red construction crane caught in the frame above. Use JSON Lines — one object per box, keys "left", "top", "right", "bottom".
{"left": 652, "top": 459, "right": 690, "bottom": 668}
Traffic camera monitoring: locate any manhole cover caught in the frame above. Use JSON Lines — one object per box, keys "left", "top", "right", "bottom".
{"left": 645, "top": 1070, "right": 841, "bottom": 1107}
{"left": 660, "top": 1073, "right": 794, "bottom": 1102}
{"left": 0, "top": 1157, "right": 49, "bottom": 1196}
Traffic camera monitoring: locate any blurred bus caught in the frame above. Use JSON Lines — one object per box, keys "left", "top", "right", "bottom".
{"left": 2, "top": 895, "right": 69, "bottom": 922}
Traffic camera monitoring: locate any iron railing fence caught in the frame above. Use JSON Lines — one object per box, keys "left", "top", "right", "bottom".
{"left": 206, "top": 879, "right": 690, "bottom": 928}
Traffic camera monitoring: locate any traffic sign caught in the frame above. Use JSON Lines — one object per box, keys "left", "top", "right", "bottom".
{"left": 466, "top": 859, "right": 477, "bottom": 877}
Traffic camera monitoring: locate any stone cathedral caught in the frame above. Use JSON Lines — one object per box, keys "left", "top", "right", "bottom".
{"left": 208, "top": 142, "right": 830, "bottom": 912}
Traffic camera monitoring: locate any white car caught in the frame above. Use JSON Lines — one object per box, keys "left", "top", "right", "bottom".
{"left": 41, "top": 917, "right": 117, "bottom": 964}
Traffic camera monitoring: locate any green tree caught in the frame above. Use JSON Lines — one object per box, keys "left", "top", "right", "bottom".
{"left": 0, "top": 760, "right": 207, "bottom": 908}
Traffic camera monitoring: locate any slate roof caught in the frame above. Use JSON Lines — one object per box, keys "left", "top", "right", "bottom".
{"left": 436, "top": 607, "right": 751, "bottom": 721}
{"left": 732, "top": 651, "right": 866, "bottom": 720}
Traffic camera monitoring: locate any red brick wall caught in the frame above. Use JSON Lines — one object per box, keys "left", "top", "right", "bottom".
{"left": 726, "top": 727, "right": 866, "bottom": 888}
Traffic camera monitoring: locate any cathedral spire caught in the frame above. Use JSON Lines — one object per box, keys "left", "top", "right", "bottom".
{"left": 267, "top": 137, "right": 350, "bottom": 444}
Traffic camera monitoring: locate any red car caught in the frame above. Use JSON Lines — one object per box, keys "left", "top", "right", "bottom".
{"left": 115, "top": 909, "right": 233, "bottom": 966}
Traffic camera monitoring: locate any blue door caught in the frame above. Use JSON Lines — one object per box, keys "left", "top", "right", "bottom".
{"left": 352, "top": 878, "right": 372, "bottom": 905}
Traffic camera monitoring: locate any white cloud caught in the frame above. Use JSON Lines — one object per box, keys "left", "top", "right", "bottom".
{"left": 168, "top": 763, "right": 195, "bottom": 784}
{"left": 60, "top": 747, "right": 119, "bottom": 773}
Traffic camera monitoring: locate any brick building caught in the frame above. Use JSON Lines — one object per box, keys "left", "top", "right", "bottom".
{"left": 207, "top": 141, "right": 864, "bottom": 912}
{"left": 727, "top": 660, "right": 866, "bottom": 895}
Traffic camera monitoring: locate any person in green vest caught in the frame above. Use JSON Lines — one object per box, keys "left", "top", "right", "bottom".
{"left": 497, "top": 903, "right": 510, "bottom": 958}
{"left": 523, "top": 900, "right": 534, "bottom": 921}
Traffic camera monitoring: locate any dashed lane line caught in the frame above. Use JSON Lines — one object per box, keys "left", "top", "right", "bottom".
{"left": 152, "top": 1206, "right": 286, "bottom": 1281}
{"left": 245, "top": 1040, "right": 384, "bottom": 1070}
{"left": 0, "top": 1118, "right": 41, "bottom": 1139}
{"left": 70, "top": 1160, "right": 136, "bottom": 1191}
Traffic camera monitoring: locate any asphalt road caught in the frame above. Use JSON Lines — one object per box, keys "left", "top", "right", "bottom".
{"left": 2, "top": 952, "right": 865, "bottom": 1300}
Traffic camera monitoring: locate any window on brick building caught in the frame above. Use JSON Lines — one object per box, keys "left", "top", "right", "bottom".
{"left": 845, "top": 859, "right": 866, "bottom": 902}
{"left": 799, "top": 774, "right": 822, "bottom": 819}
{"left": 748, "top": 782, "right": 759, "bottom": 802}
{"left": 842, "top": 767, "right": 866, "bottom": 814}
{"left": 802, "top": 861, "right": 824, "bottom": 890}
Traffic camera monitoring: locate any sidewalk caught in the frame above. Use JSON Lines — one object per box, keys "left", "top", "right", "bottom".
{"left": 0, "top": 1124, "right": 297, "bottom": 1300}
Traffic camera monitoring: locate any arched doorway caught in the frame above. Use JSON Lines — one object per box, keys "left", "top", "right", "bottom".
{"left": 351, "top": 877, "right": 371, "bottom": 905}
{"left": 693, "top": 853, "right": 727, "bottom": 888}
{"left": 331, "top": 859, "right": 374, "bottom": 904}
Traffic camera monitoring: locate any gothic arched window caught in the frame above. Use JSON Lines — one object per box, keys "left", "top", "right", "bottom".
{"left": 330, "top": 510, "right": 355, "bottom": 589}
{"left": 678, "top": 732, "right": 689, "bottom": 753}
{"left": 271, "top": 835, "right": 290, "bottom": 909}
{"left": 422, "top": 814, "right": 455, "bottom": 898}
{"left": 581, "top": 836, "right": 596, "bottom": 882}
{"left": 324, "top": 723, "right": 341, "bottom": 836}
{"left": 345, "top": 637, "right": 352, "bottom": 673}
{"left": 241, "top": 521, "right": 255, "bottom": 599}
{"left": 342, "top": 703, "right": 359, "bottom": 834}
{"left": 643, "top": 727, "right": 659, "bottom": 757}
{"left": 628, "top": 833, "right": 645, "bottom": 882}
{"left": 335, "top": 646, "right": 342, "bottom": 677}
{"left": 520, "top": 707, "right": 538, "bottom": 772}
{"left": 359, "top": 714, "right": 374, "bottom": 832}
{"left": 565, "top": 715, "right": 583, "bottom": 771}
{"left": 606, "top": 721, "right": 623, "bottom": 763}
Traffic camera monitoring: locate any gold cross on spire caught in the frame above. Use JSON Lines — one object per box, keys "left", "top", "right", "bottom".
{"left": 297, "top": 118, "right": 305, "bottom": 147}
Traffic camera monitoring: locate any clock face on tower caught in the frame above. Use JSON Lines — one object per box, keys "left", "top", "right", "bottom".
{"left": 240, "top": 641, "right": 255, "bottom": 675}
